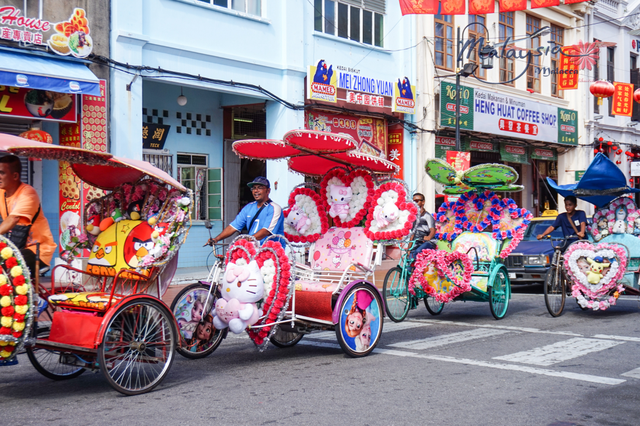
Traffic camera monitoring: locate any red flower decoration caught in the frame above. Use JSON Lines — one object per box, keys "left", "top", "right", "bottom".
{"left": 1, "top": 306, "right": 14, "bottom": 316}
{"left": 320, "top": 169, "right": 374, "bottom": 228}
{"left": 5, "top": 257, "right": 17, "bottom": 269}
{"left": 0, "top": 284, "right": 12, "bottom": 296}
{"left": 12, "top": 275, "right": 25, "bottom": 286}
{"left": 13, "top": 295, "right": 27, "bottom": 305}
{"left": 364, "top": 181, "right": 417, "bottom": 242}
{"left": 409, "top": 249, "right": 473, "bottom": 303}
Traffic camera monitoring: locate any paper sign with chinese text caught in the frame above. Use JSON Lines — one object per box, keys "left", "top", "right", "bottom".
{"left": 446, "top": 151, "right": 470, "bottom": 172}
{"left": 558, "top": 46, "right": 579, "bottom": 90}
{"left": 305, "top": 111, "right": 386, "bottom": 157}
{"left": 387, "top": 126, "right": 404, "bottom": 180}
{"left": 612, "top": 82, "right": 633, "bottom": 117}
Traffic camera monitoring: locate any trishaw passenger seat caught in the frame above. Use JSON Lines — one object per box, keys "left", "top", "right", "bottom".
{"left": 451, "top": 232, "right": 498, "bottom": 264}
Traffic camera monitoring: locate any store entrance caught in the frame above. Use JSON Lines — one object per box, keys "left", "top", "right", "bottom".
{"left": 532, "top": 159, "right": 558, "bottom": 216}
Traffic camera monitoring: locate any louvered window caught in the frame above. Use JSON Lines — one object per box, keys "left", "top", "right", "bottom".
{"left": 314, "top": 0, "right": 385, "bottom": 47}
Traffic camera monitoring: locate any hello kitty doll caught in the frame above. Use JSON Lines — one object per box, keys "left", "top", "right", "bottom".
{"left": 286, "top": 205, "right": 312, "bottom": 234}
{"left": 374, "top": 202, "right": 399, "bottom": 229}
{"left": 328, "top": 184, "right": 352, "bottom": 221}
{"left": 213, "top": 259, "right": 264, "bottom": 334}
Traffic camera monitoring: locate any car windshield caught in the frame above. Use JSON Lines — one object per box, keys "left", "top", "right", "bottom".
{"left": 522, "top": 219, "right": 564, "bottom": 241}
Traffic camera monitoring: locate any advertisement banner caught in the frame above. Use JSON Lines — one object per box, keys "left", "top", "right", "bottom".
{"left": 307, "top": 61, "right": 337, "bottom": 103}
{"left": 387, "top": 125, "right": 404, "bottom": 180}
{"left": 557, "top": 107, "right": 578, "bottom": 145}
{"left": 58, "top": 123, "right": 83, "bottom": 253}
{"left": 435, "top": 136, "right": 456, "bottom": 159}
{"left": 0, "top": 86, "right": 76, "bottom": 122}
{"left": 306, "top": 111, "right": 386, "bottom": 157}
{"left": 500, "top": 144, "right": 529, "bottom": 164}
{"left": 530, "top": 147, "right": 557, "bottom": 161}
{"left": 558, "top": 46, "right": 579, "bottom": 90}
{"left": 446, "top": 151, "right": 470, "bottom": 172}
{"left": 392, "top": 77, "right": 416, "bottom": 114}
{"left": 612, "top": 82, "right": 633, "bottom": 117}
{"left": 440, "top": 81, "right": 473, "bottom": 130}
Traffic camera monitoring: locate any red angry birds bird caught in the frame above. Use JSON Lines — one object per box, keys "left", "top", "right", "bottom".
{"left": 124, "top": 222, "right": 155, "bottom": 268}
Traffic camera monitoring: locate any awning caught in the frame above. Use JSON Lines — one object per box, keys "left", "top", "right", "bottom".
{"left": 0, "top": 49, "right": 100, "bottom": 96}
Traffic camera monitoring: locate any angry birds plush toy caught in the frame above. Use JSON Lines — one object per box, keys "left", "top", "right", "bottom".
{"left": 85, "top": 214, "right": 101, "bottom": 236}
{"left": 127, "top": 200, "right": 143, "bottom": 221}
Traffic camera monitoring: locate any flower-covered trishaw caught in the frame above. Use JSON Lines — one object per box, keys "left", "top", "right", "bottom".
{"left": 0, "top": 133, "right": 191, "bottom": 395}
{"left": 544, "top": 152, "right": 640, "bottom": 315}
{"left": 385, "top": 160, "right": 532, "bottom": 321}
{"left": 171, "top": 129, "right": 416, "bottom": 358}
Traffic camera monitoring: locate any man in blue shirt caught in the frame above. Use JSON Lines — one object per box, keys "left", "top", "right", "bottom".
{"left": 537, "top": 195, "right": 587, "bottom": 243}
{"left": 208, "top": 176, "right": 284, "bottom": 245}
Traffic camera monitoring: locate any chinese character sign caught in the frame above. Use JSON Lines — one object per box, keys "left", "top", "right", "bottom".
{"left": 142, "top": 123, "right": 170, "bottom": 150}
{"left": 558, "top": 46, "right": 578, "bottom": 90}
{"left": 387, "top": 126, "right": 404, "bottom": 180}
{"left": 612, "top": 82, "right": 633, "bottom": 117}
{"left": 446, "top": 151, "right": 470, "bottom": 172}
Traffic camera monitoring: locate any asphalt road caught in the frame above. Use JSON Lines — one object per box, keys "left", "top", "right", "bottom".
{"left": 2, "top": 292, "right": 640, "bottom": 426}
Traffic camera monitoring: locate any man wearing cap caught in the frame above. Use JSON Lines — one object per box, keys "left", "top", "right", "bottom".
{"left": 207, "top": 177, "right": 284, "bottom": 245}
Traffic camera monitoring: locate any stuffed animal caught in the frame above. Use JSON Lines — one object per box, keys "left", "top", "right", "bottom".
{"left": 586, "top": 256, "right": 610, "bottom": 284}
{"left": 612, "top": 206, "right": 627, "bottom": 234}
{"left": 127, "top": 200, "right": 143, "bottom": 221}
{"left": 213, "top": 260, "right": 264, "bottom": 334}
{"left": 85, "top": 214, "right": 101, "bottom": 236}
{"left": 99, "top": 208, "right": 124, "bottom": 232}
{"left": 596, "top": 218, "right": 609, "bottom": 241}
{"left": 374, "top": 202, "right": 399, "bottom": 229}
{"left": 286, "top": 205, "right": 312, "bottom": 234}
{"left": 328, "top": 184, "right": 352, "bottom": 221}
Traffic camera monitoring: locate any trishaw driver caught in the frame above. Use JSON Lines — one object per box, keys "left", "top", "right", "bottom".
{"left": 207, "top": 177, "right": 284, "bottom": 245}
{"left": 536, "top": 195, "right": 587, "bottom": 245}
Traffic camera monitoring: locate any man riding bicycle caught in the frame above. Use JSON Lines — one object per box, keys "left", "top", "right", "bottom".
{"left": 536, "top": 195, "right": 586, "bottom": 246}
{"left": 207, "top": 176, "right": 284, "bottom": 246}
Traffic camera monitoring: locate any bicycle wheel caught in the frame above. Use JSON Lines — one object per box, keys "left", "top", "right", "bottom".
{"left": 270, "top": 326, "right": 304, "bottom": 348}
{"left": 424, "top": 296, "right": 444, "bottom": 315}
{"left": 383, "top": 267, "right": 410, "bottom": 322}
{"left": 544, "top": 266, "right": 565, "bottom": 317}
{"left": 99, "top": 298, "right": 176, "bottom": 395}
{"left": 26, "top": 324, "right": 86, "bottom": 380}
{"left": 170, "top": 283, "right": 224, "bottom": 359}
{"left": 489, "top": 267, "right": 510, "bottom": 320}
{"left": 335, "top": 284, "right": 384, "bottom": 358}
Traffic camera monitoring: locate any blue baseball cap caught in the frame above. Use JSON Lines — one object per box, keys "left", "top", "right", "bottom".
{"left": 247, "top": 176, "right": 270, "bottom": 188}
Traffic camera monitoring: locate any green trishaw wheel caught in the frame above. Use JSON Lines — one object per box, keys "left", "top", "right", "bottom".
{"left": 383, "top": 267, "right": 410, "bottom": 322}
{"left": 488, "top": 266, "right": 510, "bottom": 320}
{"left": 424, "top": 296, "right": 444, "bottom": 315}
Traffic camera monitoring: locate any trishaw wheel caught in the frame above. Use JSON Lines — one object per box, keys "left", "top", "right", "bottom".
{"left": 544, "top": 266, "right": 566, "bottom": 317}
{"left": 489, "top": 267, "right": 510, "bottom": 320}
{"left": 383, "top": 267, "right": 410, "bottom": 322}
{"left": 270, "top": 326, "right": 304, "bottom": 348}
{"left": 26, "top": 324, "right": 85, "bottom": 380}
{"left": 171, "top": 283, "right": 224, "bottom": 359}
{"left": 424, "top": 296, "right": 444, "bottom": 315}
{"left": 98, "top": 298, "right": 176, "bottom": 395}
{"left": 335, "top": 284, "right": 384, "bottom": 358}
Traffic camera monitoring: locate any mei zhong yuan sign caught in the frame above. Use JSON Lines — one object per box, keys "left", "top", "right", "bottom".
{"left": 440, "top": 81, "right": 578, "bottom": 145}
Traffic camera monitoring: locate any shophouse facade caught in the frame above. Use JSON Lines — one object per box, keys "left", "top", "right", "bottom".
{"left": 110, "top": 0, "right": 416, "bottom": 268}
{"left": 413, "top": 2, "right": 591, "bottom": 216}
{"left": 0, "top": 0, "right": 109, "bottom": 266}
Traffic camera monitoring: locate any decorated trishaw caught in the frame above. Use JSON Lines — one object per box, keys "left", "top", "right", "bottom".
{"left": 384, "top": 159, "right": 532, "bottom": 321}
{"left": 0, "top": 133, "right": 190, "bottom": 395}
{"left": 544, "top": 152, "right": 640, "bottom": 315}
{"left": 171, "top": 129, "right": 416, "bottom": 357}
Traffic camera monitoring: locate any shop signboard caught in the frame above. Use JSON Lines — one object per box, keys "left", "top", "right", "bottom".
{"left": 392, "top": 77, "right": 416, "bottom": 115}
{"left": 441, "top": 81, "right": 578, "bottom": 145}
{"left": 530, "top": 147, "right": 557, "bottom": 161}
{"left": 0, "top": 86, "right": 77, "bottom": 122}
{"left": 0, "top": 7, "right": 93, "bottom": 58}
{"left": 307, "top": 60, "right": 338, "bottom": 103}
{"left": 435, "top": 136, "right": 456, "bottom": 159}
{"left": 575, "top": 170, "right": 586, "bottom": 181}
{"left": 388, "top": 125, "right": 404, "bottom": 180}
{"left": 305, "top": 111, "right": 386, "bottom": 157}
{"left": 143, "top": 123, "right": 170, "bottom": 150}
{"left": 463, "top": 139, "right": 497, "bottom": 152}
{"left": 337, "top": 65, "right": 394, "bottom": 109}
{"left": 500, "top": 144, "right": 529, "bottom": 164}
{"left": 557, "top": 108, "right": 578, "bottom": 145}
{"left": 439, "top": 81, "right": 473, "bottom": 130}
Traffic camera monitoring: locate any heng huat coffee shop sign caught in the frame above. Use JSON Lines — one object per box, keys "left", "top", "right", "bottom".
{"left": 440, "top": 81, "right": 578, "bottom": 145}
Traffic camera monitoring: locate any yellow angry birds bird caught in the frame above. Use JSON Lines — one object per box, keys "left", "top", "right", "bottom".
{"left": 88, "top": 223, "right": 118, "bottom": 270}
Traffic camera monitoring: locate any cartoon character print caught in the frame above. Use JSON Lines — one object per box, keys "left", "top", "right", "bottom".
{"left": 124, "top": 222, "right": 155, "bottom": 268}
{"left": 343, "top": 290, "right": 378, "bottom": 353}
{"left": 313, "top": 59, "right": 333, "bottom": 84}
{"left": 88, "top": 223, "right": 118, "bottom": 268}
{"left": 327, "top": 230, "right": 355, "bottom": 269}
{"left": 397, "top": 77, "right": 413, "bottom": 100}
{"left": 213, "top": 259, "right": 264, "bottom": 334}
{"left": 286, "top": 205, "right": 312, "bottom": 234}
{"left": 328, "top": 184, "right": 352, "bottom": 221}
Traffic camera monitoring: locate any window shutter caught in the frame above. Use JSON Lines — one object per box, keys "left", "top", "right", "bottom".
{"left": 364, "top": 0, "right": 385, "bottom": 14}
{"left": 208, "top": 168, "right": 223, "bottom": 221}
{"left": 341, "top": 0, "right": 363, "bottom": 7}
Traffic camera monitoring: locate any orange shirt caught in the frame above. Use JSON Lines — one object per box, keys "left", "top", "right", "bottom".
{"left": 0, "top": 183, "right": 56, "bottom": 265}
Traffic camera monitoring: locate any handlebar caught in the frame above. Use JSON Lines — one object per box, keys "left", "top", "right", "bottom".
{"left": 539, "top": 234, "right": 580, "bottom": 251}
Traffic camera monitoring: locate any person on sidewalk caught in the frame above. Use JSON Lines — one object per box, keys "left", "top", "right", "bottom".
{"left": 207, "top": 176, "right": 284, "bottom": 246}
{"left": 410, "top": 192, "right": 436, "bottom": 261}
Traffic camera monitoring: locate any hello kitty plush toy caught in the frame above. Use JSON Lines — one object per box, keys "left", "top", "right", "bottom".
{"left": 213, "top": 259, "right": 265, "bottom": 334}
{"left": 374, "top": 202, "right": 399, "bottom": 229}
{"left": 286, "top": 205, "right": 312, "bottom": 234}
{"left": 328, "top": 184, "right": 352, "bottom": 221}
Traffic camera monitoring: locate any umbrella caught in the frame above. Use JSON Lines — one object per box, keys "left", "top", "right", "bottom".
{"left": 546, "top": 152, "right": 640, "bottom": 207}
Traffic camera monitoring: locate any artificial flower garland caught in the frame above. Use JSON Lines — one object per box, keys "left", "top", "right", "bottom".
{"left": 364, "top": 182, "right": 417, "bottom": 242}
{"left": 590, "top": 196, "right": 639, "bottom": 241}
{"left": 283, "top": 187, "right": 329, "bottom": 244}
{"left": 0, "top": 238, "right": 33, "bottom": 363}
{"left": 408, "top": 249, "right": 473, "bottom": 304}
{"left": 563, "top": 241, "right": 627, "bottom": 311}
{"left": 320, "top": 168, "right": 374, "bottom": 228}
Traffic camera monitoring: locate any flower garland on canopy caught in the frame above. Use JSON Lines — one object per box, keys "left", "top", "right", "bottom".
{"left": 364, "top": 181, "right": 417, "bottom": 242}
{"left": 0, "top": 238, "right": 33, "bottom": 364}
{"left": 492, "top": 198, "right": 533, "bottom": 258}
{"left": 408, "top": 249, "right": 473, "bottom": 303}
{"left": 563, "top": 241, "right": 627, "bottom": 311}
{"left": 320, "top": 168, "right": 374, "bottom": 228}
{"left": 590, "top": 196, "right": 639, "bottom": 241}
{"left": 283, "top": 187, "right": 329, "bottom": 244}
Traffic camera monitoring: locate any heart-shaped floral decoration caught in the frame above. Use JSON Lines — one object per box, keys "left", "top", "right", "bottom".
{"left": 320, "top": 168, "right": 374, "bottom": 228}
{"left": 492, "top": 198, "right": 533, "bottom": 258}
{"left": 409, "top": 249, "right": 473, "bottom": 303}
{"left": 456, "top": 191, "right": 501, "bottom": 233}
{"left": 563, "top": 241, "right": 627, "bottom": 311}
{"left": 283, "top": 188, "right": 329, "bottom": 244}
{"left": 222, "top": 237, "right": 292, "bottom": 349}
{"left": 364, "top": 181, "right": 417, "bottom": 242}
{"left": 435, "top": 202, "right": 459, "bottom": 241}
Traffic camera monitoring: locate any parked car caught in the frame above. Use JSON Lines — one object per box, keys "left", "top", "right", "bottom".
{"left": 504, "top": 214, "right": 592, "bottom": 286}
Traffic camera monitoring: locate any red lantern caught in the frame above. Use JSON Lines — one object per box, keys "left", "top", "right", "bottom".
{"left": 626, "top": 151, "right": 634, "bottom": 156}
{"left": 607, "top": 141, "right": 613, "bottom": 146}
{"left": 599, "top": 137, "right": 604, "bottom": 142}
{"left": 634, "top": 88, "right": 640, "bottom": 104}
{"left": 617, "top": 149, "right": 623, "bottom": 155}
{"left": 18, "top": 129, "right": 52, "bottom": 143}
{"left": 590, "top": 80, "right": 615, "bottom": 105}
{"left": 594, "top": 149, "right": 599, "bottom": 154}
